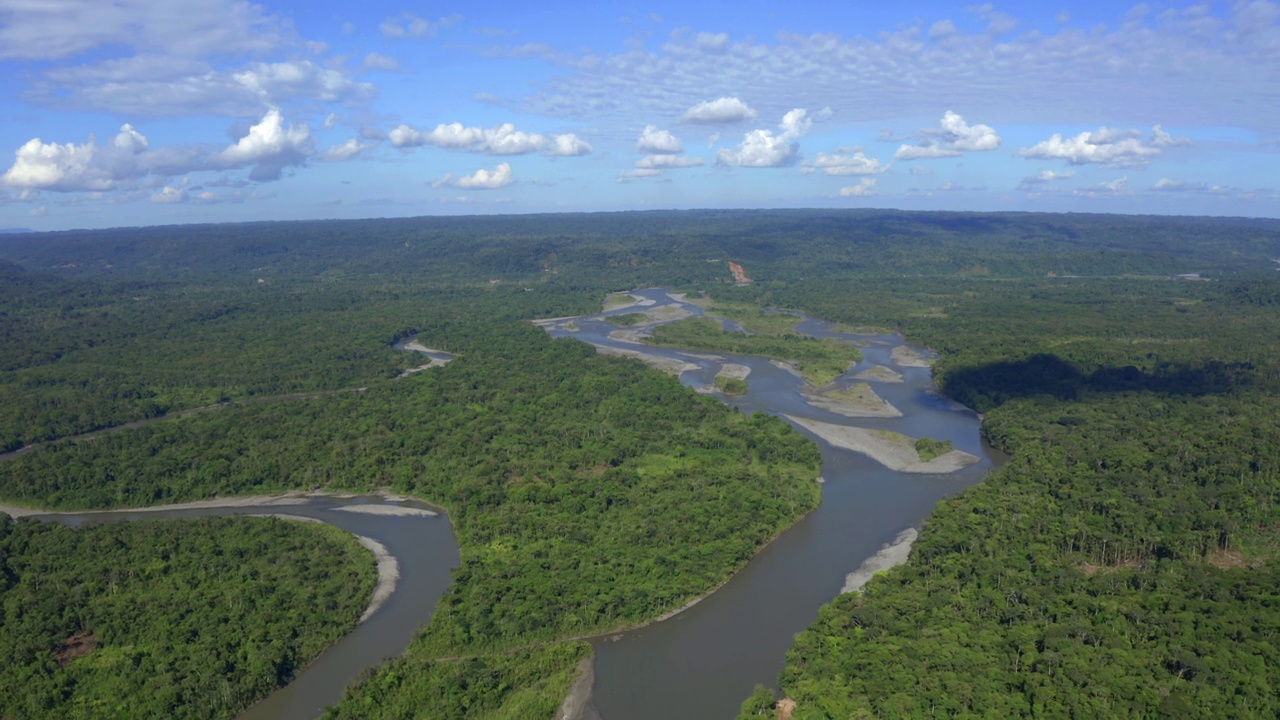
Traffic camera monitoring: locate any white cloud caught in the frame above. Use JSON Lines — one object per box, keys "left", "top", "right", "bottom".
{"left": 894, "top": 111, "right": 1000, "bottom": 160}
{"left": 1019, "top": 126, "right": 1187, "bottom": 169}
{"left": 637, "top": 125, "right": 684, "bottom": 154}
{"left": 520, "top": 6, "right": 1280, "bottom": 137}
{"left": 320, "top": 139, "right": 370, "bottom": 162}
{"left": 1018, "top": 170, "right": 1074, "bottom": 190}
{"left": 839, "top": 179, "right": 877, "bottom": 197}
{"left": 0, "top": 0, "right": 287, "bottom": 61}
{"left": 617, "top": 168, "right": 664, "bottom": 182}
{"left": 635, "top": 155, "right": 704, "bottom": 169}
{"left": 546, "top": 134, "right": 593, "bottom": 156}
{"left": 150, "top": 185, "right": 186, "bottom": 203}
{"left": 380, "top": 13, "right": 462, "bottom": 39}
{"left": 715, "top": 108, "right": 811, "bottom": 168}
{"left": 388, "top": 121, "right": 591, "bottom": 156}
{"left": 805, "top": 151, "right": 888, "bottom": 176}
{"left": 1, "top": 124, "right": 155, "bottom": 192}
{"left": 217, "top": 109, "right": 312, "bottom": 181}
{"left": 37, "top": 57, "right": 374, "bottom": 116}
{"left": 682, "top": 97, "right": 757, "bottom": 124}
{"left": 361, "top": 52, "right": 400, "bottom": 71}
{"left": 452, "top": 162, "right": 514, "bottom": 189}
{"left": 1073, "top": 176, "right": 1132, "bottom": 196}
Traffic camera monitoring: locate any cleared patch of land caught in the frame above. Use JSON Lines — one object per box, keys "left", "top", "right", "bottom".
{"left": 784, "top": 416, "right": 979, "bottom": 473}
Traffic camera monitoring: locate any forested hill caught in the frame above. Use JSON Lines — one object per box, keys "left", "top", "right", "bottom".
{"left": 3, "top": 210, "right": 1279, "bottom": 283}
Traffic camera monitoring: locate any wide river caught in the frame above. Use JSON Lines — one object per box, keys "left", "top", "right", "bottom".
{"left": 6, "top": 287, "right": 1003, "bottom": 719}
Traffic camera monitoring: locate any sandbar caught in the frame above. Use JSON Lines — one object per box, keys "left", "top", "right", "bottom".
{"left": 334, "top": 504, "right": 438, "bottom": 517}
{"left": 783, "top": 416, "right": 979, "bottom": 473}
{"left": 853, "top": 365, "right": 904, "bottom": 383}
{"left": 355, "top": 535, "right": 399, "bottom": 623}
{"left": 591, "top": 344, "right": 699, "bottom": 377}
{"left": 717, "top": 363, "right": 751, "bottom": 381}
{"left": 890, "top": 345, "right": 934, "bottom": 368}
{"left": 803, "top": 383, "right": 902, "bottom": 418}
{"left": 842, "top": 528, "right": 918, "bottom": 594}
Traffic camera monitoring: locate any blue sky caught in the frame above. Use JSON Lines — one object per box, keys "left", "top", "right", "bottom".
{"left": 1, "top": 0, "right": 1278, "bottom": 230}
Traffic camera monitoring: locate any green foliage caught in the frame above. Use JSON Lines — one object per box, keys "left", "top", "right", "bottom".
{"left": 715, "top": 375, "right": 749, "bottom": 395}
{"left": 737, "top": 684, "right": 778, "bottom": 719}
{"left": 913, "top": 437, "right": 953, "bottom": 462}
{"left": 648, "top": 317, "right": 860, "bottom": 386}
{"left": 755, "top": 273, "right": 1280, "bottom": 718}
{"left": 606, "top": 312, "right": 648, "bottom": 326}
{"left": 0, "top": 516, "right": 374, "bottom": 720}
{"left": 322, "top": 643, "right": 590, "bottom": 720}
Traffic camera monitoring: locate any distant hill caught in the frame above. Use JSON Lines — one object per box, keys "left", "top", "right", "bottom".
{"left": 0, "top": 228, "right": 34, "bottom": 235}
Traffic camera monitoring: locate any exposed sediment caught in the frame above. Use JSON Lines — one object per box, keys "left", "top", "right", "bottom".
{"left": 841, "top": 528, "right": 918, "bottom": 594}
{"left": 784, "top": 416, "right": 979, "bottom": 473}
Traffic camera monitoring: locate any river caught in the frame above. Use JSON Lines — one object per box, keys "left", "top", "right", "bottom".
{"left": 541, "top": 288, "right": 1004, "bottom": 719}
{"left": 4, "top": 288, "right": 1001, "bottom": 720}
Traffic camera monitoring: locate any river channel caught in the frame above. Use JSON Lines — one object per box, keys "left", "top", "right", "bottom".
{"left": 540, "top": 288, "right": 1004, "bottom": 720}
{"left": 4, "top": 287, "right": 1001, "bottom": 719}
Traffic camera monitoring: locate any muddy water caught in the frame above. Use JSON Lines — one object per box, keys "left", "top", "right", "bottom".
{"left": 29, "top": 496, "right": 459, "bottom": 720}
{"left": 545, "top": 289, "right": 1004, "bottom": 720}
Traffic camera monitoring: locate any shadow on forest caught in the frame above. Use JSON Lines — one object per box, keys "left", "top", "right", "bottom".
{"left": 941, "top": 353, "right": 1255, "bottom": 411}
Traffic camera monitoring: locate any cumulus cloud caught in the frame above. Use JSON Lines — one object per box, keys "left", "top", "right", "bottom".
{"left": 452, "top": 162, "right": 514, "bottom": 189}
{"left": 388, "top": 121, "right": 591, "bottom": 157}
{"left": 1018, "top": 170, "right": 1074, "bottom": 190}
{"left": 715, "top": 108, "right": 812, "bottom": 168}
{"left": 1, "top": 124, "right": 157, "bottom": 192}
{"left": 1018, "top": 126, "right": 1189, "bottom": 169}
{"left": 150, "top": 185, "right": 187, "bottom": 203}
{"left": 894, "top": 111, "right": 1000, "bottom": 160}
{"left": 217, "top": 109, "right": 312, "bottom": 181}
{"left": 839, "top": 179, "right": 877, "bottom": 197}
{"left": 546, "top": 133, "right": 593, "bottom": 157}
{"left": 380, "top": 13, "right": 462, "bottom": 39}
{"left": 321, "top": 139, "right": 371, "bottom": 162}
{"left": 637, "top": 125, "right": 684, "bottom": 154}
{"left": 1151, "top": 178, "right": 1226, "bottom": 194}
{"left": 805, "top": 151, "right": 888, "bottom": 176}
{"left": 682, "top": 97, "right": 757, "bottom": 124}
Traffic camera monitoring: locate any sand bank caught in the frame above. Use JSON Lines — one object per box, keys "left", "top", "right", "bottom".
{"left": 803, "top": 383, "right": 902, "bottom": 418}
{"left": 853, "top": 365, "right": 904, "bottom": 383}
{"left": 890, "top": 346, "right": 934, "bottom": 368}
{"left": 717, "top": 363, "right": 751, "bottom": 380}
{"left": 783, "top": 416, "right": 979, "bottom": 473}
{"left": 334, "top": 504, "right": 438, "bottom": 517}
{"left": 591, "top": 344, "right": 699, "bottom": 377}
{"left": 842, "top": 528, "right": 918, "bottom": 594}
{"left": 556, "top": 655, "right": 600, "bottom": 720}
{"left": 355, "top": 535, "right": 399, "bottom": 623}
{"left": 603, "top": 293, "right": 657, "bottom": 312}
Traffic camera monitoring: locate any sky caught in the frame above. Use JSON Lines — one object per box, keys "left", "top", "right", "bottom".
{"left": 0, "top": 1, "right": 1278, "bottom": 231}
